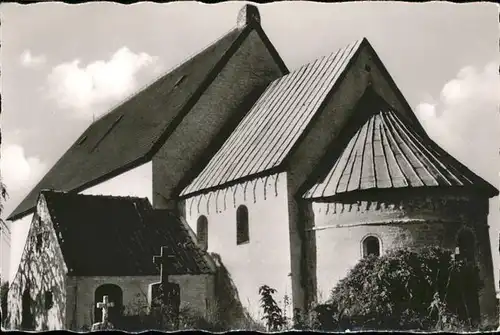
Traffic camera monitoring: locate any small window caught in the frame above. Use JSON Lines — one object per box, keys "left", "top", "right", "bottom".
{"left": 236, "top": 205, "right": 249, "bottom": 245}
{"left": 173, "top": 75, "right": 186, "bottom": 88}
{"left": 362, "top": 236, "right": 380, "bottom": 257}
{"left": 36, "top": 233, "right": 43, "bottom": 253}
{"left": 91, "top": 114, "right": 124, "bottom": 152}
{"left": 77, "top": 135, "right": 87, "bottom": 145}
{"left": 196, "top": 216, "right": 208, "bottom": 251}
{"left": 44, "top": 291, "right": 54, "bottom": 310}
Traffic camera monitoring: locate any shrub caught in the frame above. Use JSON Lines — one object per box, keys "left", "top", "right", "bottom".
{"left": 258, "top": 285, "right": 286, "bottom": 331}
{"left": 322, "top": 246, "right": 482, "bottom": 331}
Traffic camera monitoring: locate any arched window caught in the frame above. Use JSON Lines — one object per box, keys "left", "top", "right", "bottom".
{"left": 197, "top": 215, "right": 208, "bottom": 251}
{"left": 94, "top": 284, "right": 123, "bottom": 324}
{"left": 457, "top": 229, "right": 475, "bottom": 263}
{"left": 236, "top": 205, "right": 249, "bottom": 245}
{"left": 362, "top": 235, "right": 381, "bottom": 257}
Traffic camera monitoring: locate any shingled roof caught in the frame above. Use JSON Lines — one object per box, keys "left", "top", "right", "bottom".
{"left": 8, "top": 5, "right": 287, "bottom": 221}
{"left": 181, "top": 39, "right": 365, "bottom": 197}
{"left": 41, "top": 191, "right": 213, "bottom": 276}
{"left": 303, "top": 93, "right": 498, "bottom": 200}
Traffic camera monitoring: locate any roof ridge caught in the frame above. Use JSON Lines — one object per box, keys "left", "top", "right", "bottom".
{"left": 282, "top": 37, "right": 366, "bottom": 78}
{"left": 43, "top": 189, "right": 151, "bottom": 202}
{"left": 91, "top": 25, "right": 244, "bottom": 124}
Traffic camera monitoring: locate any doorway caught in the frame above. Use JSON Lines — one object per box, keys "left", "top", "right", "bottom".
{"left": 94, "top": 284, "right": 123, "bottom": 325}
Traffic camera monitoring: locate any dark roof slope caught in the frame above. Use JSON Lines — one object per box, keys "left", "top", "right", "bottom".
{"left": 181, "top": 39, "right": 364, "bottom": 197}
{"left": 42, "top": 191, "right": 213, "bottom": 276}
{"left": 8, "top": 29, "right": 242, "bottom": 221}
{"left": 9, "top": 9, "right": 288, "bottom": 221}
{"left": 304, "top": 94, "right": 498, "bottom": 200}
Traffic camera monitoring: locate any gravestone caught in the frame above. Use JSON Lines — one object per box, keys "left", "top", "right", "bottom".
{"left": 91, "top": 295, "right": 115, "bottom": 331}
{"left": 150, "top": 246, "right": 181, "bottom": 330}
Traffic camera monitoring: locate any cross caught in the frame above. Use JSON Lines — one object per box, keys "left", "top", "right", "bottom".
{"left": 153, "top": 246, "right": 176, "bottom": 284}
{"left": 96, "top": 295, "right": 114, "bottom": 323}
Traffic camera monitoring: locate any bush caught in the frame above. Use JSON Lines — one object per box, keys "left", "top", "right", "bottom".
{"left": 321, "top": 246, "right": 482, "bottom": 331}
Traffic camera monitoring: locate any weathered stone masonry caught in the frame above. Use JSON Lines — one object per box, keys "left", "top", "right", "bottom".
{"left": 310, "top": 192, "right": 497, "bottom": 321}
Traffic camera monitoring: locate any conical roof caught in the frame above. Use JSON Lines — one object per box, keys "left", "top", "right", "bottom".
{"left": 304, "top": 96, "right": 498, "bottom": 200}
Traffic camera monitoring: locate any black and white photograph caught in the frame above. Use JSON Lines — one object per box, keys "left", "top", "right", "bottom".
{"left": 0, "top": 1, "right": 498, "bottom": 332}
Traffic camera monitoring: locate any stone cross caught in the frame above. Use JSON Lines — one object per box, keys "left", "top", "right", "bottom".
{"left": 153, "top": 246, "right": 176, "bottom": 284}
{"left": 96, "top": 295, "right": 114, "bottom": 323}
{"left": 152, "top": 246, "right": 181, "bottom": 329}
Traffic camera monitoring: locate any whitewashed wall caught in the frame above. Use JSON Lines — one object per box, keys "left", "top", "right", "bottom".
{"left": 488, "top": 197, "right": 499, "bottom": 294}
{"left": 1, "top": 221, "right": 11, "bottom": 282}
{"left": 8, "top": 214, "right": 32, "bottom": 283}
{"left": 184, "top": 172, "right": 293, "bottom": 321}
{"left": 66, "top": 273, "right": 214, "bottom": 330}
{"left": 79, "top": 162, "right": 152, "bottom": 201}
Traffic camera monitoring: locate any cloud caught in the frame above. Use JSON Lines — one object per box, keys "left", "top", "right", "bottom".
{"left": 1, "top": 144, "right": 47, "bottom": 206}
{"left": 415, "top": 61, "right": 499, "bottom": 184}
{"left": 415, "top": 61, "right": 500, "bottom": 292}
{"left": 20, "top": 50, "right": 47, "bottom": 68}
{"left": 46, "top": 47, "right": 158, "bottom": 119}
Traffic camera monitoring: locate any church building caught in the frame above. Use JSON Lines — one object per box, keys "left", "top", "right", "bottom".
{"left": 5, "top": 4, "right": 499, "bottom": 329}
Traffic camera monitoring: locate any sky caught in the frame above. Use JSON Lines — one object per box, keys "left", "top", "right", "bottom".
{"left": 0, "top": 1, "right": 498, "bottom": 286}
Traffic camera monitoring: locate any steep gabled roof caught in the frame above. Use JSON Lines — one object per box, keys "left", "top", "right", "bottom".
{"left": 41, "top": 191, "right": 213, "bottom": 276}
{"left": 9, "top": 5, "right": 288, "bottom": 222}
{"left": 303, "top": 94, "right": 498, "bottom": 200}
{"left": 181, "top": 39, "right": 364, "bottom": 197}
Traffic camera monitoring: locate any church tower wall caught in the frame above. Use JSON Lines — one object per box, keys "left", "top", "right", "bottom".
{"left": 311, "top": 192, "right": 497, "bottom": 322}
{"left": 183, "top": 172, "right": 292, "bottom": 322}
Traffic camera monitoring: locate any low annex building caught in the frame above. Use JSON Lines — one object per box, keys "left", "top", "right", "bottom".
{"left": 7, "top": 191, "right": 215, "bottom": 330}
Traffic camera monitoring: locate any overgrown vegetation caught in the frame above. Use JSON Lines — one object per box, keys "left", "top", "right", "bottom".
{"left": 1, "top": 281, "right": 8, "bottom": 328}
{"left": 95, "top": 276, "right": 264, "bottom": 332}
{"left": 316, "top": 246, "right": 484, "bottom": 331}
{"left": 256, "top": 246, "right": 487, "bottom": 332}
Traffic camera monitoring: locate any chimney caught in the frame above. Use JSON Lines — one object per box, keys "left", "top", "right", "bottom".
{"left": 237, "top": 4, "right": 261, "bottom": 28}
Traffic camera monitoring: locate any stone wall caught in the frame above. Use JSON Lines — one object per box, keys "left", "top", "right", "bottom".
{"left": 7, "top": 195, "right": 68, "bottom": 330}
{"left": 183, "top": 172, "right": 292, "bottom": 322}
{"left": 310, "top": 193, "right": 497, "bottom": 322}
